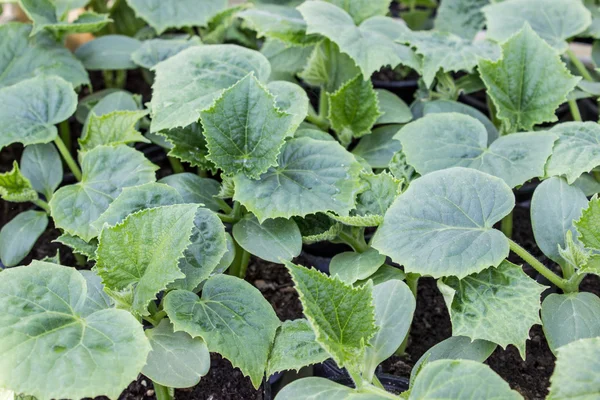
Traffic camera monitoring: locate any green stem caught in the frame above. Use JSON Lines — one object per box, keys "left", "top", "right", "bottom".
{"left": 168, "top": 157, "right": 185, "bottom": 174}
{"left": 338, "top": 230, "right": 369, "bottom": 253}
{"left": 229, "top": 240, "right": 251, "bottom": 278}
{"left": 305, "top": 113, "right": 330, "bottom": 131}
{"left": 32, "top": 199, "right": 51, "bottom": 214}
{"left": 508, "top": 239, "right": 568, "bottom": 290}
{"left": 216, "top": 212, "right": 238, "bottom": 224}
{"left": 318, "top": 87, "right": 329, "bottom": 121}
{"left": 501, "top": 211, "right": 513, "bottom": 238}
{"left": 594, "top": 170, "right": 600, "bottom": 183}
{"left": 115, "top": 70, "right": 127, "bottom": 89}
{"left": 569, "top": 99, "right": 583, "bottom": 122}
{"left": 54, "top": 137, "right": 82, "bottom": 181}
{"left": 486, "top": 94, "right": 501, "bottom": 130}
{"left": 59, "top": 120, "right": 71, "bottom": 153}
{"left": 153, "top": 382, "right": 173, "bottom": 400}
{"left": 566, "top": 49, "right": 594, "bottom": 81}
{"left": 372, "top": 375, "right": 385, "bottom": 390}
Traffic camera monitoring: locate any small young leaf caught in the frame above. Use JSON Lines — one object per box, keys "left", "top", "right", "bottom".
{"left": 20, "top": 0, "right": 111, "bottom": 36}
{"left": 20, "top": 143, "right": 62, "bottom": 200}
{"left": 164, "top": 275, "right": 280, "bottom": 388}
{"left": 434, "top": 0, "right": 489, "bottom": 40}
{"left": 575, "top": 195, "right": 600, "bottom": 251}
{"left": 351, "top": 125, "right": 402, "bottom": 169}
{"left": 329, "top": 248, "right": 386, "bottom": 284}
{"left": 159, "top": 123, "right": 214, "bottom": 172}
{"left": 54, "top": 233, "right": 98, "bottom": 260}
{"left": 75, "top": 35, "right": 141, "bottom": 71}
{"left": 548, "top": 337, "right": 600, "bottom": 399}
{"left": 239, "top": 5, "right": 317, "bottom": 46}
{"left": 159, "top": 173, "right": 224, "bottom": 212}
{"left": 294, "top": 213, "right": 342, "bottom": 244}
{"left": 131, "top": 36, "right": 202, "bottom": 70}
{"left": 355, "top": 264, "right": 406, "bottom": 286}
{"left": 0, "top": 162, "right": 37, "bottom": 203}
{"left": 79, "top": 110, "right": 149, "bottom": 151}
{"left": 0, "top": 211, "right": 47, "bottom": 267}
{"left": 375, "top": 89, "right": 412, "bottom": 125}
{"left": 373, "top": 167, "right": 514, "bottom": 278}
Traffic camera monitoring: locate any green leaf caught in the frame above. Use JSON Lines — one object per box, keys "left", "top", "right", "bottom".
{"left": 479, "top": 24, "right": 579, "bottom": 132}
{"left": 164, "top": 275, "right": 280, "bottom": 388}
{"left": 21, "top": 0, "right": 110, "bottom": 36}
{"left": 0, "top": 211, "right": 47, "bottom": 267}
{"left": 294, "top": 213, "right": 342, "bottom": 244}
{"left": 96, "top": 204, "right": 198, "bottom": 315}
{"left": 356, "top": 264, "right": 406, "bottom": 286}
{"left": 0, "top": 262, "right": 150, "bottom": 400}
{"left": 397, "top": 30, "right": 501, "bottom": 87}
{"left": 329, "top": 248, "right": 386, "bottom": 284}
{"left": 75, "top": 35, "right": 141, "bottom": 71}
{"left": 239, "top": 5, "right": 317, "bottom": 46}
{"left": 0, "top": 75, "right": 77, "bottom": 150}
{"left": 150, "top": 45, "right": 271, "bottom": 133}
{"left": 573, "top": 173, "right": 600, "bottom": 196}
{"left": 397, "top": 113, "right": 556, "bottom": 188}
{"left": 327, "top": 74, "right": 381, "bottom": 145}
{"left": 20, "top": 143, "right": 62, "bottom": 200}
{"left": 440, "top": 261, "right": 546, "bottom": 359}
{"left": 542, "top": 293, "right": 600, "bottom": 354}
{"left": 159, "top": 123, "right": 214, "bottom": 171}
{"left": 125, "top": 0, "right": 227, "bottom": 34}
{"left": 323, "top": 0, "right": 391, "bottom": 25}
{"left": 276, "top": 377, "right": 385, "bottom": 400}
{"left": 50, "top": 145, "right": 158, "bottom": 242}
{"left": 131, "top": 36, "right": 202, "bottom": 70}
{"left": 548, "top": 337, "right": 600, "bottom": 400}
{"left": 52, "top": 0, "right": 90, "bottom": 18}
{"left": 76, "top": 89, "right": 138, "bottom": 124}
{"left": 0, "top": 22, "right": 88, "bottom": 88}
{"left": 159, "top": 173, "right": 224, "bottom": 212}
{"left": 409, "top": 360, "right": 523, "bottom": 400}
{"left": 373, "top": 167, "right": 514, "bottom": 278}
{"left": 142, "top": 319, "right": 210, "bottom": 389}
{"left": 267, "top": 319, "right": 328, "bottom": 376}
{"left": 298, "top": 2, "right": 419, "bottom": 79}
{"left": 54, "top": 233, "right": 98, "bottom": 260}
{"left": 261, "top": 38, "right": 314, "bottom": 78}
{"left": 375, "top": 89, "right": 411, "bottom": 125}
{"left": 0, "top": 162, "right": 37, "bottom": 203}
{"left": 233, "top": 137, "right": 362, "bottom": 222}
{"left": 434, "top": 0, "right": 490, "bottom": 40}
{"left": 546, "top": 122, "right": 600, "bottom": 184}
{"left": 267, "top": 81, "right": 309, "bottom": 134}
{"left": 79, "top": 110, "right": 149, "bottom": 151}
{"left": 531, "top": 177, "right": 588, "bottom": 264}
{"left": 285, "top": 261, "right": 377, "bottom": 372}
{"left": 352, "top": 125, "right": 402, "bottom": 169}
{"left": 233, "top": 215, "right": 301, "bottom": 264}
{"left": 577, "top": 196, "right": 600, "bottom": 252}
{"left": 482, "top": 0, "right": 592, "bottom": 52}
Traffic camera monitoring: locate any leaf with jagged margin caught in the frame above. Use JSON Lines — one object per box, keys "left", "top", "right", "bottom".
{"left": 0, "top": 262, "right": 151, "bottom": 400}
{"left": 267, "top": 319, "right": 328, "bottom": 376}
{"left": 548, "top": 337, "right": 600, "bottom": 399}
{"left": 74, "top": 35, "right": 141, "bottom": 71}
{"left": 50, "top": 145, "right": 158, "bottom": 242}
{"left": 79, "top": 110, "right": 149, "bottom": 151}
{"left": 267, "top": 81, "right": 309, "bottom": 134}
{"left": 0, "top": 162, "right": 37, "bottom": 203}
{"left": 20, "top": 143, "right": 62, "bottom": 200}
{"left": 261, "top": 38, "right": 314, "bottom": 79}
{"left": 434, "top": 0, "right": 490, "bottom": 40}
{"left": 125, "top": 0, "right": 227, "bottom": 34}
{"left": 298, "top": 2, "right": 420, "bottom": 79}
{"left": 54, "top": 233, "right": 98, "bottom": 260}
{"left": 388, "top": 149, "right": 417, "bottom": 184}
{"left": 233, "top": 137, "right": 362, "bottom": 222}
{"left": 397, "top": 113, "right": 556, "bottom": 188}
{"left": 483, "top": 0, "right": 591, "bottom": 53}
{"left": 159, "top": 173, "right": 225, "bottom": 212}
{"left": 479, "top": 25, "right": 579, "bottom": 132}
{"left": 397, "top": 29, "right": 500, "bottom": 87}
{"left": 77, "top": 90, "right": 138, "bottom": 124}
{"left": 164, "top": 275, "right": 280, "bottom": 388}
{"left": 0, "top": 211, "right": 47, "bottom": 267}
{"left": 200, "top": 74, "right": 294, "bottom": 178}
{"left": 131, "top": 36, "right": 202, "bottom": 70}
{"left": 21, "top": 0, "right": 110, "bottom": 36}
{"left": 323, "top": 0, "right": 391, "bottom": 25}
{"left": 0, "top": 23, "right": 88, "bottom": 88}
{"left": 96, "top": 204, "right": 198, "bottom": 316}
{"left": 142, "top": 319, "right": 210, "bottom": 389}
{"left": 373, "top": 167, "right": 514, "bottom": 278}
{"left": 375, "top": 89, "right": 411, "bottom": 125}
{"left": 409, "top": 360, "right": 523, "bottom": 400}
{"left": 352, "top": 125, "right": 402, "bottom": 169}
{"left": 239, "top": 5, "right": 318, "bottom": 46}
{"left": 293, "top": 213, "right": 342, "bottom": 244}
{"left": 576, "top": 195, "right": 600, "bottom": 252}
{"left": 327, "top": 74, "right": 381, "bottom": 145}
{"left": 158, "top": 123, "right": 215, "bottom": 172}
{"left": 542, "top": 292, "right": 600, "bottom": 354}
{"left": 150, "top": 45, "right": 271, "bottom": 133}
{"left": 285, "top": 261, "right": 377, "bottom": 373}
{"left": 440, "top": 261, "right": 546, "bottom": 359}
{"left": 531, "top": 177, "right": 589, "bottom": 264}
{"left": 546, "top": 122, "right": 600, "bottom": 184}
{"left": 329, "top": 248, "right": 386, "bottom": 285}
{"left": 276, "top": 377, "right": 386, "bottom": 400}
{"left": 0, "top": 75, "right": 77, "bottom": 150}
{"left": 169, "top": 207, "right": 228, "bottom": 292}
{"left": 299, "top": 39, "right": 361, "bottom": 93}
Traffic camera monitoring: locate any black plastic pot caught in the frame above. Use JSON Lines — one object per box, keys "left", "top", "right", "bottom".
{"left": 301, "top": 241, "right": 351, "bottom": 273}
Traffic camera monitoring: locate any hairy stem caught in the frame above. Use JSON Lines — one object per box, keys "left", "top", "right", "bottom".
{"left": 318, "top": 87, "right": 329, "bottom": 121}
{"left": 168, "top": 157, "right": 185, "bottom": 174}
{"left": 338, "top": 230, "right": 369, "bottom": 253}
{"left": 54, "top": 137, "right": 82, "bottom": 181}
{"left": 566, "top": 49, "right": 594, "bottom": 81}
{"left": 508, "top": 239, "right": 568, "bottom": 290}
{"left": 32, "top": 198, "right": 51, "bottom": 214}
{"left": 501, "top": 211, "right": 513, "bottom": 238}
{"left": 153, "top": 382, "right": 173, "bottom": 400}
{"left": 230, "top": 241, "right": 251, "bottom": 279}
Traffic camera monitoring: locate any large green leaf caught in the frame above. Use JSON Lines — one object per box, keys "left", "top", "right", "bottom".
{"left": 440, "top": 261, "right": 545, "bottom": 359}
{"left": 329, "top": 248, "right": 386, "bottom": 284}
{"left": 351, "top": 125, "right": 402, "bottom": 169}
{"left": 0, "top": 75, "right": 77, "bottom": 150}
{"left": 375, "top": 89, "right": 411, "bottom": 125}
{"left": 96, "top": 204, "right": 198, "bottom": 315}
{"left": 200, "top": 73, "right": 294, "bottom": 178}
{"left": 285, "top": 261, "right": 377, "bottom": 373}
{"left": 0, "top": 22, "right": 88, "bottom": 88}
{"left": 79, "top": 110, "right": 149, "bottom": 151}
{"left": 131, "top": 36, "right": 202, "bottom": 70}
{"left": 20, "top": 143, "right": 62, "bottom": 200}
{"left": 548, "top": 337, "right": 600, "bottom": 399}
{"left": 0, "top": 211, "right": 47, "bottom": 267}
{"left": 125, "top": 0, "right": 228, "bottom": 34}
{"left": 233, "top": 137, "right": 362, "bottom": 222}
{"left": 75, "top": 35, "right": 141, "bottom": 71}
{"left": 150, "top": 45, "right": 270, "bottom": 133}
{"left": 21, "top": 0, "right": 110, "bottom": 36}
{"left": 0, "top": 262, "right": 150, "bottom": 400}
{"left": 239, "top": 5, "right": 317, "bottom": 45}
{"left": 142, "top": 319, "right": 210, "bottom": 389}
{"left": 0, "top": 162, "right": 37, "bottom": 203}
{"left": 434, "top": 0, "right": 490, "bottom": 40}
{"left": 298, "top": 1, "right": 419, "bottom": 79}
{"left": 373, "top": 167, "right": 514, "bottom": 278}
{"left": 542, "top": 293, "right": 600, "bottom": 354}
{"left": 483, "top": 0, "right": 592, "bottom": 52}
{"left": 397, "top": 113, "right": 556, "bottom": 188}
{"left": 50, "top": 145, "right": 158, "bottom": 242}
{"left": 479, "top": 25, "right": 579, "bottom": 132}
{"left": 267, "top": 319, "right": 328, "bottom": 376}
{"left": 164, "top": 275, "right": 280, "bottom": 388}
{"left": 546, "top": 122, "right": 600, "bottom": 184}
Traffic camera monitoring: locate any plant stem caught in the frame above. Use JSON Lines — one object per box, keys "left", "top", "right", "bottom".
{"left": 153, "top": 382, "right": 173, "bottom": 400}
{"left": 486, "top": 94, "right": 501, "bottom": 130}
{"left": 168, "top": 157, "right": 185, "bottom": 174}
{"left": 338, "top": 230, "right": 369, "bottom": 253}
{"left": 318, "top": 87, "right": 329, "bottom": 121}
{"left": 32, "top": 199, "right": 51, "bottom": 214}
{"left": 54, "top": 137, "right": 82, "bottom": 181}
{"left": 501, "top": 211, "right": 513, "bottom": 238}
{"left": 59, "top": 120, "right": 71, "bottom": 153}
{"left": 507, "top": 239, "right": 568, "bottom": 290}
{"left": 216, "top": 212, "right": 238, "bottom": 223}
{"left": 74, "top": 253, "right": 87, "bottom": 267}
{"left": 115, "top": 70, "right": 127, "bottom": 89}
{"left": 566, "top": 49, "right": 594, "bottom": 81}
{"left": 568, "top": 99, "right": 583, "bottom": 121}
{"left": 229, "top": 241, "right": 251, "bottom": 278}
